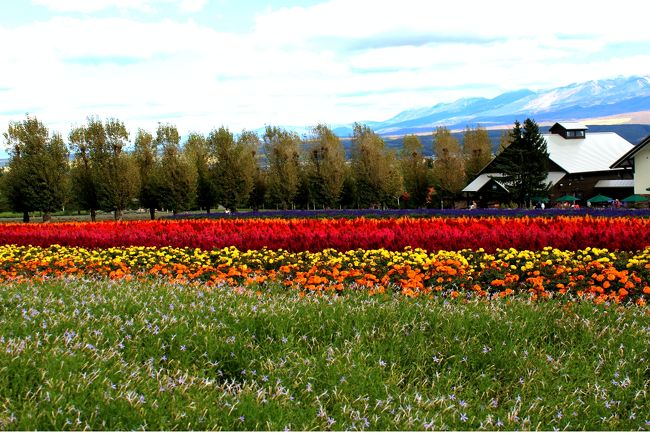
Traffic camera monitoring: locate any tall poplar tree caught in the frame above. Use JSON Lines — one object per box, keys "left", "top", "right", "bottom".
{"left": 350, "top": 123, "right": 402, "bottom": 208}
{"left": 207, "top": 127, "right": 256, "bottom": 212}
{"left": 69, "top": 118, "right": 104, "bottom": 221}
{"left": 237, "top": 130, "right": 261, "bottom": 209}
{"left": 156, "top": 123, "right": 195, "bottom": 215}
{"left": 463, "top": 126, "right": 493, "bottom": 182}
{"left": 431, "top": 126, "right": 465, "bottom": 206}
{"left": 497, "top": 129, "right": 513, "bottom": 155}
{"left": 69, "top": 117, "right": 138, "bottom": 220}
{"left": 185, "top": 132, "right": 217, "bottom": 214}
{"left": 133, "top": 129, "right": 161, "bottom": 220}
{"left": 3, "top": 115, "right": 69, "bottom": 222}
{"left": 399, "top": 134, "right": 430, "bottom": 207}
{"left": 100, "top": 119, "right": 140, "bottom": 220}
{"left": 490, "top": 118, "right": 550, "bottom": 207}
{"left": 305, "top": 124, "right": 346, "bottom": 208}
{"left": 264, "top": 126, "right": 301, "bottom": 210}
{"left": 238, "top": 130, "right": 266, "bottom": 211}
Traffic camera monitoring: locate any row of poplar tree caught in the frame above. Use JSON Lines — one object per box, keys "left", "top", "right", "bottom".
{"left": 1, "top": 115, "right": 500, "bottom": 222}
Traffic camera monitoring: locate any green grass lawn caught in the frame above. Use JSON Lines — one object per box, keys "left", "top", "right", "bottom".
{"left": 0, "top": 279, "right": 648, "bottom": 430}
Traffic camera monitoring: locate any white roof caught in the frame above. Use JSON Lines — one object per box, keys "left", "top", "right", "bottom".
{"left": 463, "top": 171, "right": 565, "bottom": 193}
{"left": 462, "top": 173, "right": 506, "bottom": 192}
{"left": 545, "top": 171, "right": 567, "bottom": 186}
{"left": 594, "top": 179, "right": 635, "bottom": 188}
{"left": 544, "top": 132, "right": 634, "bottom": 174}
{"left": 554, "top": 122, "right": 588, "bottom": 130}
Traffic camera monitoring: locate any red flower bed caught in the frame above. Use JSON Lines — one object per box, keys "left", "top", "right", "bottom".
{"left": 2, "top": 216, "right": 649, "bottom": 252}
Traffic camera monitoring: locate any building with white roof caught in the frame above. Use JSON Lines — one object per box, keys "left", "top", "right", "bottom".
{"left": 462, "top": 122, "right": 635, "bottom": 206}
{"left": 610, "top": 134, "right": 650, "bottom": 195}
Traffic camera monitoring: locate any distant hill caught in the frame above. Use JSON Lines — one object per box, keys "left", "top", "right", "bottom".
{"left": 3, "top": 75, "right": 649, "bottom": 164}
{"left": 337, "top": 123, "right": 650, "bottom": 157}
{"left": 329, "top": 75, "right": 650, "bottom": 138}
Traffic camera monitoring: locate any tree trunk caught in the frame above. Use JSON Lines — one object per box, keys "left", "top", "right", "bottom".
{"left": 114, "top": 209, "right": 123, "bottom": 221}
{"left": 90, "top": 209, "right": 96, "bottom": 222}
{"left": 149, "top": 208, "right": 156, "bottom": 220}
{"left": 42, "top": 212, "right": 51, "bottom": 223}
{"left": 23, "top": 211, "right": 30, "bottom": 223}
{"left": 206, "top": 206, "right": 211, "bottom": 214}
{"left": 173, "top": 209, "right": 178, "bottom": 215}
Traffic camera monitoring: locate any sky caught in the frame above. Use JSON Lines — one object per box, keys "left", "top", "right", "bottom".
{"left": 2, "top": 0, "right": 650, "bottom": 150}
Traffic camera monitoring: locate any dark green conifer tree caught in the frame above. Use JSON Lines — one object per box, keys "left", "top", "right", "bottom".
{"left": 490, "top": 118, "right": 550, "bottom": 207}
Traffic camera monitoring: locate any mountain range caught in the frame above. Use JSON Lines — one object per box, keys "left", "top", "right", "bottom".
{"left": 325, "top": 75, "right": 650, "bottom": 139}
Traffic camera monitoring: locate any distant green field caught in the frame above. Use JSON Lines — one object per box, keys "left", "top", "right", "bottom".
{"left": 0, "top": 280, "right": 647, "bottom": 430}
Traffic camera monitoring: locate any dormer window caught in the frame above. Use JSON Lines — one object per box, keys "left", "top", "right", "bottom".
{"left": 566, "top": 130, "right": 585, "bottom": 138}
{"left": 549, "top": 122, "right": 588, "bottom": 139}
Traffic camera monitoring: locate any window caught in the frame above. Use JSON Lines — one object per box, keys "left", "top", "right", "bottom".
{"left": 566, "top": 130, "right": 585, "bottom": 138}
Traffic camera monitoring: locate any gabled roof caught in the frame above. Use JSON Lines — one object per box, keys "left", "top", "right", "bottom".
{"left": 550, "top": 122, "right": 588, "bottom": 131}
{"left": 594, "top": 179, "right": 635, "bottom": 188}
{"left": 478, "top": 132, "right": 633, "bottom": 176}
{"left": 543, "top": 132, "right": 633, "bottom": 174}
{"left": 467, "top": 129, "right": 635, "bottom": 193}
{"left": 462, "top": 173, "right": 507, "bottom": 193}
{"left": 463, "top": 171, "right": 566, "bottom": 193}
{"left": 610, "top": 134, "right": 650, "bottom": 169}
{"left": 544, "top": 171, "right": 568, "bottom": 186}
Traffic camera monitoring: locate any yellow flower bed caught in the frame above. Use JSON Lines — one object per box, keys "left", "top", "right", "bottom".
{"left": 2, "top": 244, "right": 649, "bottom": 305}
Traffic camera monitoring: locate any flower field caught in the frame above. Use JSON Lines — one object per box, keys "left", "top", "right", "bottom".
{"left": 1, "top": 215, "right": 650, "bottom": 251}
{"left": 1, "top": 215, "right": 649, "bottom": 430}
{"left": 1, "top": 216, "right": 650, "bottom": 304}
{"left": 1, "top": 244, "right": 649, "bottom": 305}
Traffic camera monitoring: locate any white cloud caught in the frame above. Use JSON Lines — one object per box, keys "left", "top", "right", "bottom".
{"left": 178, "top": 0, "right": 207, "bottom": 13}
{"left": 253, "top": 0, "right": 650, "bottom": 46}
{"left": 32, "top": 0, "right": 154, "bottom": 13}
{"left": 1, "top": 0, "right": 649, "bottom": 148}
{"left": 31, "top": 0, "right": 207, "bottom": 14}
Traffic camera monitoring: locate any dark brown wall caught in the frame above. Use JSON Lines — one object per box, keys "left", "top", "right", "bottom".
{"left": 466, "top": 169, "right": 634, "bottom": 208}
{"left": 551, "top": 170, "right": 633, "bottom": 202}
